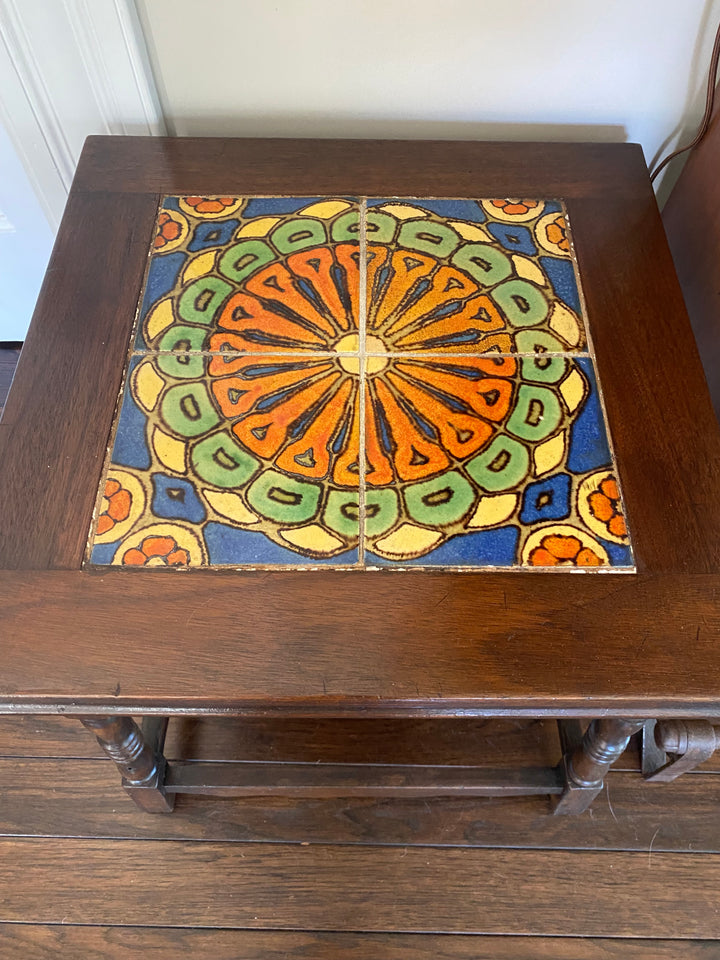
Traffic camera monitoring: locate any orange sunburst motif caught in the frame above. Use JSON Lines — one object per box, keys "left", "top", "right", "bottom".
{"left": 206, "top": 242, "right": 517, "bottom": 488}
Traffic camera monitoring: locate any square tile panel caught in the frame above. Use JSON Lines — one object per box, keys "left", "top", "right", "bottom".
{"left": 135, "top": 196, "right": 361, "bottom": 353}
{"left": 87, "top": 196, "right": 634, "bottom": 571}
{"left": 362, "top": 354, "right": 632, "bottom": 567}
{"left": 365, "top": 197, "right": 587, "bottom": 356}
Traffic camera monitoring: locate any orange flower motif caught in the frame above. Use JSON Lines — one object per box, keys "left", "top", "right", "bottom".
{"left": 183, "top": 196, "right": 238, "bottom": 215}
{"left": 491, "top": 199, "right": 541, "bottom": 216}
{"left": 545, "top": 215, "right": 570, "bottom": 252}
{"left": 588, "top": 476, "right": 627, "bottom": 538}
{"left": 529, "top": 533, "right": 602, "bottom": 567}
{"left": 154, "top": 211, "right": 182, "bottom": 249}
{"left": 96, "top": 478, "right": 131, "bottom": 536}
{"left": 122, "top": 535, "right": 189, "bottom": 567}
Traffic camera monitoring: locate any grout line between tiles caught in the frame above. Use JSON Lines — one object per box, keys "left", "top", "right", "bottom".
{"left": 357, "top": 198, "right": 368, "bottom": 565}
{"left": 129, "top": 350, "right": 593, "bottom": 359}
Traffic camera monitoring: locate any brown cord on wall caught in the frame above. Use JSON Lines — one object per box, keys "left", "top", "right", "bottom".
{"left": 649, "top": 17, "right": 720, "bottom": 182}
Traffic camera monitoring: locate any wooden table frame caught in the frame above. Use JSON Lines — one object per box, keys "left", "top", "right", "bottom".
{"left": 2, "top": 137, "right": 720, "bottom": 815}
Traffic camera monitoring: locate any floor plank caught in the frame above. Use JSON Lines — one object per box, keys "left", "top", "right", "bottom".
{"left": 0, "top": 345, "right": 21, "bottom": 416}
{"left": 2, "top": 758, "right": 719, "bottom": 852}
{"left": 0, "top": 837, "right": 718, "bottom": 937}
{"left": 2, "top": 714, "right": 719, "bottom": 952}
{"left": 0, "top": 926, "right": 716, "bottom": 959}
{"left": 0, "top": 716, "right": 99, "bottom": 758}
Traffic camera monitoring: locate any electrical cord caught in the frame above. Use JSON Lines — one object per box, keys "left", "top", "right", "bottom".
{"left": 649, "top": 16, "right": 720, "bottom": 182}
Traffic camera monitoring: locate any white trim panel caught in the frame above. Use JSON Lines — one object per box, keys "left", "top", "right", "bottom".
{"left": 0, "top": 0, "right": 164, "bottom": 230}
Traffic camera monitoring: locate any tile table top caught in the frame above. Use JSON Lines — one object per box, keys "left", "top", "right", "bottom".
{"left": 87, "top": 195, "right": 633, "bottom": 571}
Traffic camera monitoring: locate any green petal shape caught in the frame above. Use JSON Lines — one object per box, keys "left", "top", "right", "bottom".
{"left": 247, "top": 469, "right": 321, "bottom": 524}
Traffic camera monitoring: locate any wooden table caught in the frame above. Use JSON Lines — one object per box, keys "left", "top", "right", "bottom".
{"left": 2, "top": 137, "right": 719, "bottom": 815}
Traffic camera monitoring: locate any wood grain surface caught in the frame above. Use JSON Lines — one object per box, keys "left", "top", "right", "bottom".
{"left": 2, "top": 571, "right": 720, "bottom": 713}
{"left": 0, "top": 837, "right": 718, "bottom": 936}
{"left": 73, "top": 137, "right": 650, "bottom": 199}
{"left": 3, "top": 757, "right": 720, "bottom": 851}
{"left": 1, "top": 927, "right": 715, "bottom": 960}
{"left": 0, "top": 190, "right": 158, "bottom": 569}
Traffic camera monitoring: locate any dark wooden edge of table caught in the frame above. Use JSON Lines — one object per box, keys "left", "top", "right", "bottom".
{"left": 2, "top": 569, "right": 719, "bottom": 714}
{"left": 1, "top": 137, "right": 719, "bottom": 716}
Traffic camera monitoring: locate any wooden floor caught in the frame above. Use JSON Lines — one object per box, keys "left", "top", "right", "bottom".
{"left": 0, "top": 344, "right": 21, "bottom": 418}
{"left": 2, "top": 347, "right": 720, "bottom": 957}
{"left": 1, "top": 714, "right": 720, "bottom": 958}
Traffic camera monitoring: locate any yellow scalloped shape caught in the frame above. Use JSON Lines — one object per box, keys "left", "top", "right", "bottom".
{"left": 512, "top": 254, "right": 547, "bottom": 287}
{"left": 132, "top": 359, "right": 165, "bottom": 412}
{"left": 549, "top": 301, "right": 582, "bottom": 347}
{"left": 236, "top": 216, "right": 281, "bottom": 238}
{"left": 533, "top": 432, "right": 566, "bottom": 477}
{"left": 467, "top": 493, "right": 518, "bottom": 529}
{"left": 145, "top": 297, "right": 176, "bottom": 342}
{"left": 151, "top": 425, "right": 187, "bottom": 474}
{"left": 372, "top": 523, "right": 442, "bottom": 559}
{"left": 300, "top": 200, "right": 352, "bottom": 219}
{"left": 182, "top": 249, "right": 217, "bottom": 283}
{"left": 377, "top": 203, "right": 430, "bottom": 220}
{"left": 203, "top": 489, "right": 259, "bottom": 526}
{"left": 559, "top": 368, "right": 587, "bottom": 413}
{"left": 279, "top": 524, "right": 344, "bottom": 556}
{"left": 448, "top": 220, "right": 491, "bottom": 241}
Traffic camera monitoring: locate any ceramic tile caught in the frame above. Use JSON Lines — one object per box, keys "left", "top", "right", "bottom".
{"left": 361, "top": 355, "right": 633, "bottom": 569}
{"left": 365, "top": 198, "right": 587, "bottom": 356}
{"left": 88, "top": 353, "right": 361, "bottom": 567}
{"left": 134, "top": 196, "right": 361, "bottom": 354}
{"left": 87, "top": 195, "right": 633, "bottom": 570}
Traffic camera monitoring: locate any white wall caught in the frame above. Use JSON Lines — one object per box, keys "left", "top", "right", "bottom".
{"left": 0, "top": 118, "right": 53, "bottom": 341}
{"left": 2, "top": 0, "right": 718, "bottom": 342}
{"left": 137, "top": 0, "right": 720, "bottom": 201}
{"left": 0, "top": 0, "right": 164, "bottom": 339}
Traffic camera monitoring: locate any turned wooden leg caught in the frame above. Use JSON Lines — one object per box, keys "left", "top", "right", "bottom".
{"left": 554, "top": 717, "right": 644, "bottom": 815}
{"left": 80, "top": 715, "right": 174, "bottom": 813}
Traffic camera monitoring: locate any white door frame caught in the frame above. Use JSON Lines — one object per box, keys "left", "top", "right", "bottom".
{"left": 0, "top": 0, "right": 164, "bottom": 231}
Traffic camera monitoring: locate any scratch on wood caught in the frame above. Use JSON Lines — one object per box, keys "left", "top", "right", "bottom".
{"left": 605, "top": 781, "right": 619, "bottom": 824}
{"left": 647, "top": 826, "right": 661, "bottom": 868}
